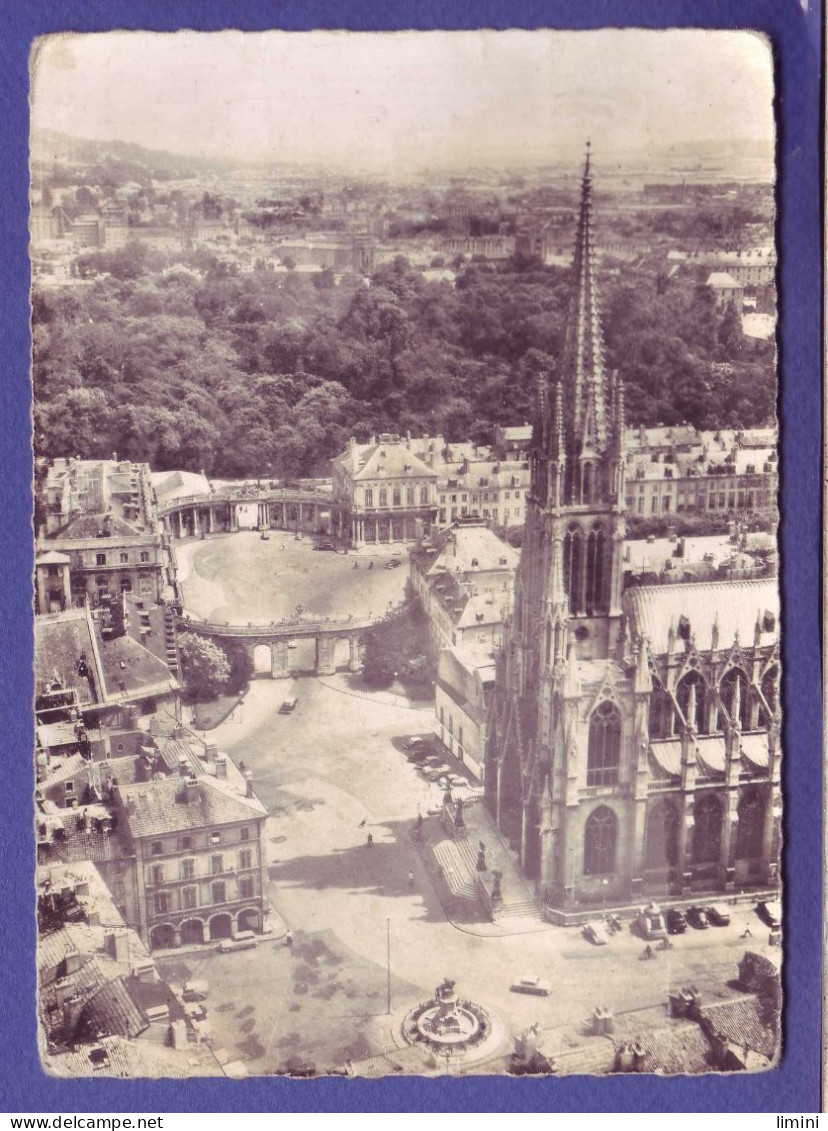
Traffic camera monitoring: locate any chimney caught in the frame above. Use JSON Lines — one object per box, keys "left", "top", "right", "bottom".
{"left": 106, "top": 930, "right": 130, "bottom": 963}
{"left": 169, "top": 1019, "right": 188, "bottom": 1050}
{"left": 215, "top": 754, "right": 228, "bottom": 779}
{"left": 178, "top": 756, "right": 190, "bottom": 778}
{"left": 244, "top": 771, "right": 254, "bottom": 798}
{"left": 204, "top": 743, "right": 218, "bottom": 763}
{"left": 183, "top": 776, "right": 200, "bottom": 804}
{"left": 62, "top": 994, "right": 86, "bottom": 1037}
{"left": 133, "top": 960, "right": 158, "bottom": 985}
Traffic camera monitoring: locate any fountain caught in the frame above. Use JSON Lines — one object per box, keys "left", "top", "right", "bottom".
{"left": 401, "top": 977, "right": 500, "bottom": 1064}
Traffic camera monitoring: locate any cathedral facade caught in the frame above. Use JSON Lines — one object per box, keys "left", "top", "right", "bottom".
{"left": 484, "top": 151, "right": 781, "bottom": 917}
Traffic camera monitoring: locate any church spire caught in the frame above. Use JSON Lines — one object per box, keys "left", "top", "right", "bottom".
{"left": 566, "top": 142, "right": 609, "bottom": 456}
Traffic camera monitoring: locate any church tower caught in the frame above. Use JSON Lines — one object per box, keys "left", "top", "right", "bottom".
{"left": 486, "top": 146, "right": 629, "bottom": 901}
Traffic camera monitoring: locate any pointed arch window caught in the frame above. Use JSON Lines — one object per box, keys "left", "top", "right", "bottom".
{"left": 581, "top": 462, "right": 594, "bottom": 504}
{"left": 585, "top": 524, "right": 606, "bottom": 614}
{"left": 692, "top": 793, "right": 723, "bottom": 864}
{"left": 759, "top": 664, "right": 779, "bottom": 728}
{"left": 563, "top": 525, "right": 584, "bottom": 615}
{"left": 645, "top": 800, "right": 679, "bottom": 869}
{"left": 720, "top": 667, "right": 749, "bottom": 730}
{"left": 736, "top": 791, "right": 765, "bottom": 859}
{"left": 648, "top": 678, "right": 676, "bottom": 740}
{"left": 587, "top": 701, "right": 621, "bottom": 786}
{"left": 676, "top": 670, "right": 707, "bottom": 733}
{"left": 584, "top": 805, "right": 617, "bottom": 875}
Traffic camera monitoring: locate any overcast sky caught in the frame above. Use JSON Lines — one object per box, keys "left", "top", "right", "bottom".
{"left": 30, "top": 29, "right": 774, "bottom": 170}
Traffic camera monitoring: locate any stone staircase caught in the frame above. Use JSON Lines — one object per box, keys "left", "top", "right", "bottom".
{"left": 496, "top": 896, "right": 540, "bottom": 922}
{"left": 431, "top": 837, "right": 478, "bottom": 901}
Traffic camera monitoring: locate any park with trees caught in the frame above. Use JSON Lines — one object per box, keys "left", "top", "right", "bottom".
{"left": 32, "top": 242, "right": 776, "bottom": 481}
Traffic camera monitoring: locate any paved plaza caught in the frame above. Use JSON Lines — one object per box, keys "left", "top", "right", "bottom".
{"left": 175, "top": 530, "right": 408, "bottom": 625}
{"left": 160, "top": 675, "right": 775, "bottom": 1076}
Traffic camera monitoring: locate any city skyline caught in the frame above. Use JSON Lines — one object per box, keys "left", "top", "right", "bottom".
{"left": 31, "top": 29, "right": 774, "bottom": 173}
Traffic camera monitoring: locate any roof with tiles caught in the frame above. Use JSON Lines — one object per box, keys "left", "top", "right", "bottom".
{"left": 346, "top": 1044, "right": 439, "bottom": 1078}
{"left": 45, "top": 1034, "right": 209, "bottom": 1079}
{"left": 121, "top": 770, "right": 266, "bottom": 840}
{"left": 424, "top": 521, "right": 518, "bottom": 578}
{"left": 96, "top": 630, "right": 179, "bottom": 701}
{"left": 698, "top": 995, "right": 779, "bottom": 1061}
{"left": 624, "top": 578, "right": 779, "bottom": 656}
{"left": 41, "top": 954, "right": 122, "bottom": 1021}
{"left": 335, "top": 436, "right": 437, "bottom": 482}
{"left": 39, "top": 924, "right": 148, "bottom": 982}
{"left": 35, "top": 608, "right": 102, "bottom": 707}
{"left": 77, "top": 976, "right": 148, "bottom": 1041}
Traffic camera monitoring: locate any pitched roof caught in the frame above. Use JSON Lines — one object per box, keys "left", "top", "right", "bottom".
{"left": 425, "top": 522, "right": 518, "bottom": 577}
{"left": 121, "top": 771, "right": 266, "bottom": 840}
{"left": 35, "top": 607, "right": 102, "bottom": 707}
{"left": 78, "top": 976, "right": 148, "bottom": 1040}
{"left": 335, "top": 438, "right": 437, "bottom": 482}
{"left": 707, "top": 271, "right": 742, "bottom": 288}
{"left": 45, "top": 1035, "right": 207, "bottom": 1079}
{"left": 699, "top": 995, "right": 779, "bottom": 1061}
{"left": 624, "top": 579, "right": 779, "bottom": 655}
{"left": 97, "top": 630, "right": 179, "bottom": 702}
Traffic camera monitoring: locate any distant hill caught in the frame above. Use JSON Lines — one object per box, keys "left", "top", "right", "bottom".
{"left": 30, "top": 127, "right": 240, "bottom": 180}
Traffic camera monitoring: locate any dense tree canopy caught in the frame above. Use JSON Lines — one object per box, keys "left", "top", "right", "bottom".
{"left": 32, "top": 246, "right": 776, "bottom": 478}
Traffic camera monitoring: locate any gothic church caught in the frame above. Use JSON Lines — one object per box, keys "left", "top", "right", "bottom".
{"left": 484, "top": 150, "right": 781, "bottom": 918}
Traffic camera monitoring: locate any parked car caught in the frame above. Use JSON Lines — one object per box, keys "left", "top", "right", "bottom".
{"left": 185, "top": 1002, "right": 208, "bottom": 1022}
{"left": 510, "top": 975, "right": 551, "bottom": 996}
{"left": 386, "top": 558, "right": 402, "bottom": 569}
{"left": 705, "top": 903, "right": 731, "bottom": 927}
{"left": 218, "top": 931, "right": 258, "bottom": 953}
{"left": 583, "top": 922, "right": 610, "bottom": 946}
{"left": 423, "top": 767, "right": 448, "bottom": 782}
{"left": 279, "top": 697, "right": 298, "bottom": 714}
{"left": 314, "top": 542, "right": 336, "bottom": 551}
{"left": 756, "top": 899, "right": 781, "bottom": 928}
{"left": 182, "top": 980, "right": 209, "bottom": 1003}
{"left": 402, "top": 735, "right": 433, "bottom": 752}
{"left": 636, "top": 904, "right": 667, "bottom": 940}
{"left": 686, "top": 906, "right": 709, "bottom": 930}
{"left": 665, "top": 908, "right": 687, "bottom": 935}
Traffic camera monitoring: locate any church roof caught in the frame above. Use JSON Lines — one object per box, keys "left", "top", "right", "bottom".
{"left": 624, "top": 578, "right": 779, "bottom": 656}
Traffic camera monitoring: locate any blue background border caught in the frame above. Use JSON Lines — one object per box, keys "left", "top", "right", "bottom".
{"left": 2, "top": 0, "right": 822, "bottom": 1113}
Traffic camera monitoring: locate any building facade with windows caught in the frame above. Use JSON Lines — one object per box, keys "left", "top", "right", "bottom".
{"left": 118, "top": 752, "right": 269, "bottom": 951}
{"left": 37, "top": 458, "right": 167, "bottom": 611}
{"left": 485, "top": 153, "right": 781, "bottom": 916}
{"left": 409, "top": 518, "right": 518, "bottom": 655}
{"left": 331, "top": 434, "right": 438, "bottom": 546}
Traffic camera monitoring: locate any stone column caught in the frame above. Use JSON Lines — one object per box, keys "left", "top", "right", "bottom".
{"left": 348, "top": 636, "right": 361, "bottom": 672}
{"left": 719, "top": 789, "right": 739, "bottom": 891}
{"left": 675, "top": 797, "right": 693, "bottom": 895}
{"left": 191, "top": 507, "right": 200, "bottom": 536}
{"left": 315, "top": 636, "right": 336, "bottom": 676}
{"left": 271, "top": 641, "right": 290, "bottom": 678}
{"left": 230, "top": 505, "right": 239, "bottom": 532}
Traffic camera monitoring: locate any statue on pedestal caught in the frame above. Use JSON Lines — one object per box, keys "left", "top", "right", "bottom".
{"left": 476, "top": 841, "right": 488, "bottom": 872}
{"left": 491, "top": 869, "right": 503, "bottom": 902}
{"left": 453, "top": 797, "right": 465, "bottom": 829}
